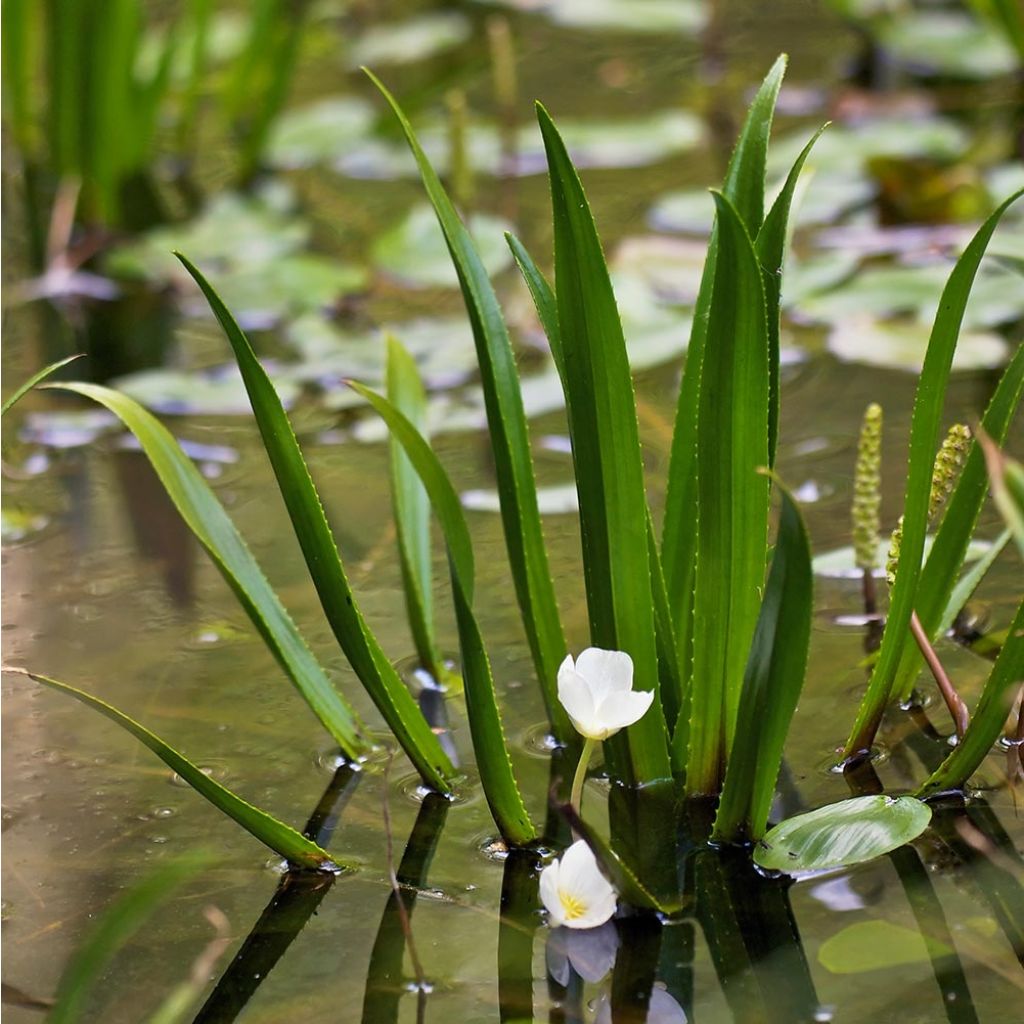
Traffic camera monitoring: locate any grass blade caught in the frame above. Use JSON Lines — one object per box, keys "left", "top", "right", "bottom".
{"left": 348, "top": 377, "right": 536, "bottom": 845}
{"left": 843, "top": 190, "right": 1023, "bottom": 759}
{"left": 506, "top": 231, "right": 684, "bottom": 728}
{"left": 713, "top": 482, "right": 813, "bottom": 843}
{"left": 386, "top": 335, "right": 442, "bottom": 681}
{"left": 755, "top": 125, "right": 825, "bottom": 465}
{"left": 48, "top": 380, "right": 370, "bottom": 761}
{"left": 661, "top": 56, "right": 787, "bottom": 681}
{"left": 1, "top": 354, "right": 82, "bottom": 417}
{"left": 917, "top": 596, "right": 1024, "bottom": 796}
{"left": 367, "top": 71, "right": 570, "bottom": 745}
{"left": 892, "top": 341, "right": 1024, "bottom": 702}
{"left": 48, "top": 852, "right": 216, "bottom": 1024}
{"left": 177, "top": 253, "right": 456, "bottom": 793}
{"left": 7, "top": 668, "right": 336, "bottom": 870}
{"left": 537, "top": 102, "right": 671, "bottom": 786}
{"left": 684, "top": 191, "right": 771, "bottom": 796}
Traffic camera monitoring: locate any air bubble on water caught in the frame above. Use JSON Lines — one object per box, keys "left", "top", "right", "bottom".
{"left": 814, "top": 1007, "right": 836, "bottom": 1022}
{"left": 479, "top": 837, "right": 509, "bottom": 862}
{"left": 153, "top": 807, "right": 177, "bottom": 819}
{"left": 151, "top": 835, "right": 169, "bottom": 844}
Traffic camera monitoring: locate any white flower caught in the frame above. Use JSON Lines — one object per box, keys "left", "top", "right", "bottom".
{"left": 539, "top": 839, "right": 618, "bottom": 929}
{"left": 557, "top": 648, "right": 654, "bottom": 741}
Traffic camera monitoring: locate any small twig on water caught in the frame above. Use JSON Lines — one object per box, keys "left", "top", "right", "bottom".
{"left": 381, "top": 753, "right": 428, "bottom": 1019}
{"left": 909, "top": 610, "right": 969, "bottom": 739}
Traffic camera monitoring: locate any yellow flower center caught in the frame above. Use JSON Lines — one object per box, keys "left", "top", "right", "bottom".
{"left": 559, "top": 890, "right": 587, "bottom": 921}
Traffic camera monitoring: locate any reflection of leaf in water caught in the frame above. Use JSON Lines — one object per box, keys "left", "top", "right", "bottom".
{"left": 818, "top": 919, "right": 950, "bottom": 974}
{"left": 827, "top": 314, "right": 1009, "bottom": 373}
{"left": 346, "top": 12, "right": 471, "bottom": 68}
{"left": 879, "top": 11, "right": 1017, "bottom": 79}
{"left": 373, "top": 204, "right": 514, "bottom": 288}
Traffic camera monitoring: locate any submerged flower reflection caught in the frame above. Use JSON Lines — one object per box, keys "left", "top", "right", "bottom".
{"left": 557, "top": 648, "right": 654, "bottom": 741}
{"left": 545, "top": 920, "right": 619, "bottom": 986}
{"left": 539, "top": 839, "right": 618, "bottom": 929}
{"left": 594, "top": 985, "right": 688, "bottom": 1024}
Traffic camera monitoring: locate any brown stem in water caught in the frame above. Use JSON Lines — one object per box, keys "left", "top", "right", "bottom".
{"left": 909, "top": 610, "right": 969, "bottom": 739}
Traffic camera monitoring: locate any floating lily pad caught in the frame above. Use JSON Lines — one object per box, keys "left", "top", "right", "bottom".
{"left": 879, "top": 12, "right": 1017, "bottom": 79}
{"left": 471, "top": 0, "right": 704, "bottom": 33}
{"left": 338, "top": 111, "right": 703, "bottom": 179}
{"left": 112, "top": 365, "right": 300, "bottom": 416}
{"left": 346, "top": 12, "right": 471, "bottom": 67}
{"left": 813, "top": 536, "right": 993, "bottom": 579}
{"left": 292, "top": 315, "right": 480, "bottom": 395}
{"left": 373, "top": 204, "right": 514, "bottom": 288}
{"left": 769, "top": 117, "right": 970, "bottom": 179}
{"left": 827, "top": 315, "right": 1009, "bottom": 373}
{"left": 266, "top": 97, "right": 377, "bottom": 169}
{"left": 818, "top": 920, "right": 950, "bottom": 974}
{"left": 462, "top": 482, "right": 578, "bottom": 514}
{"left": 754, "top": 795, "right": 932, "bottom": 873}
{"left": 204, "top": 254, "right": 368, "bottom": 330}
{"left": 106, "top": 189, "right": 308, "bottom": 284}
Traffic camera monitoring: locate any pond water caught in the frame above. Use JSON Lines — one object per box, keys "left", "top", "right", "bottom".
{"left": 3, "top": 1, "right": 1023, "bottom": 1022}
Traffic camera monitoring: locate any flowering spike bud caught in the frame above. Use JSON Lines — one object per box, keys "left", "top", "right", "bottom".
{"left": 853, "top": 403, "right": 883, "bottom": 571}
{"left": 886, "top": 515, "right": 903, "bottom": 587}
{"left": 928, "top": 424, "right": 971, "bottom": 526}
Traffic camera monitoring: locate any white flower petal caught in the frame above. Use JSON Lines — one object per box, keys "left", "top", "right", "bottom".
{"left": 558, "top": 668, "right": 602, "bottom": 738}
{"left": 539, "top": 859, "right": 565, "bottom": 927}
{"left": 575, "top": 647, "right": 634, "bottom": 700}
{"left": 559, "top": 838, "right": 601, "bottom": 879}
{"left": 595, "top": 688, "right": 655, "bottom": 732}
{"left": 569, "top": 886, "right": 618, "bottom": 929}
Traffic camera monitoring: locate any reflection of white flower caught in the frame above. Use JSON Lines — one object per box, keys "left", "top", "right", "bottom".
{"left": 594, "top": 984, "right": 688, "bottom": 1024}
{"left": 557, "top": 648, "right": 654, "bottom": 741}
{"left": 545, "top": 921, "right": 620, "bottom": 986}
{"left": 540, "top": 840, "right": 618, "bottom": 929}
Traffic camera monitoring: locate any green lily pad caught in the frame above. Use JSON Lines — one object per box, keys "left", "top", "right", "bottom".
{"left": 769, "top": 117, "right": 970, "bottom": 178}
{"left": 812, "top": 536, "right": 993, "bottom": 579}
{"left": 112, "top": 366, "right": 300, "bottom": 416}
{"left": 266, "top": 97, "right": 377, "bottom": 169}
{"left": 471, "top": 0, "right": 704, "bottom": 33}
{"left": 879, "top": 12, "right": 1017, "bottom": 79}
{"left": 207, "top": 254, "right": 368, "bottom": 329}
{"left": 373, "top": 204, "right": 514, "bottom": 288}
{"left": 754, "top": 795, "right": 932, "bottom": 874}
{"left": 462, "top": 482, "right": 579, "bottom": 514}
{"left": 818, "top": 920, "right": 950, "bottom": 974}
{"left": 827, "top": 314, "right": 1009, "bottom": 373}
{"left": 346, "top": 12, "right": 471, "bottom": 67}
{"left": 106, "top": 188, "right": 308, "bottom": 284}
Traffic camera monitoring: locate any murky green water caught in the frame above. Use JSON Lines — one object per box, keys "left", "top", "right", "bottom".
{"left": 3, "top": 1, "right": 1023, "bottom": 1021}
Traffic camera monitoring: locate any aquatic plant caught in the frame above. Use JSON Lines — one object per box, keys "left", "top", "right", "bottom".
{"left": 7, "top": 56, "right": 1022, "bottom": 904}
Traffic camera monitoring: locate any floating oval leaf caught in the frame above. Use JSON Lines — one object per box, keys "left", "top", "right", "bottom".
{"left": 266, "top": 97, "right": 376, "bottom": 169}
{"left": 812, "top": 536, "right": 992, "bottom": 579}
{"left": 754, "top": 795, "right": 932, "bottom": 873}
{"left": 818, "top": 919, "right": 950, "bottom": 975}
{"left": 346, "top": 12, "right": 471, "bottom": 68}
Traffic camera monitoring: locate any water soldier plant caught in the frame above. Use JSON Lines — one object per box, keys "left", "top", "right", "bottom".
{"left": 6, "top": 57, "right": 1022, "bottom": 916}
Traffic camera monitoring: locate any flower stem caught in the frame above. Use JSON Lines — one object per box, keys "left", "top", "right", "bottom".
{"left": 570, "top": 737, "right": 596, "bottom": 815}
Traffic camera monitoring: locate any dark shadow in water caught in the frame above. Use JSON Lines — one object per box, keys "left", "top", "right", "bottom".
{"left": 609, "top": 913, "right": 663, "bottom": 1024}
{"left": 191, "top": 762, "right": 362, "bottom": 1024}
{"left": 360, "top": 792, "right": 450, "bottom": 1024}
{"left": 696, "top": 848, "right": 818, "bottom": 1024}
{"left": 498, "top": 848, "right": 541, "bottom": 1023}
